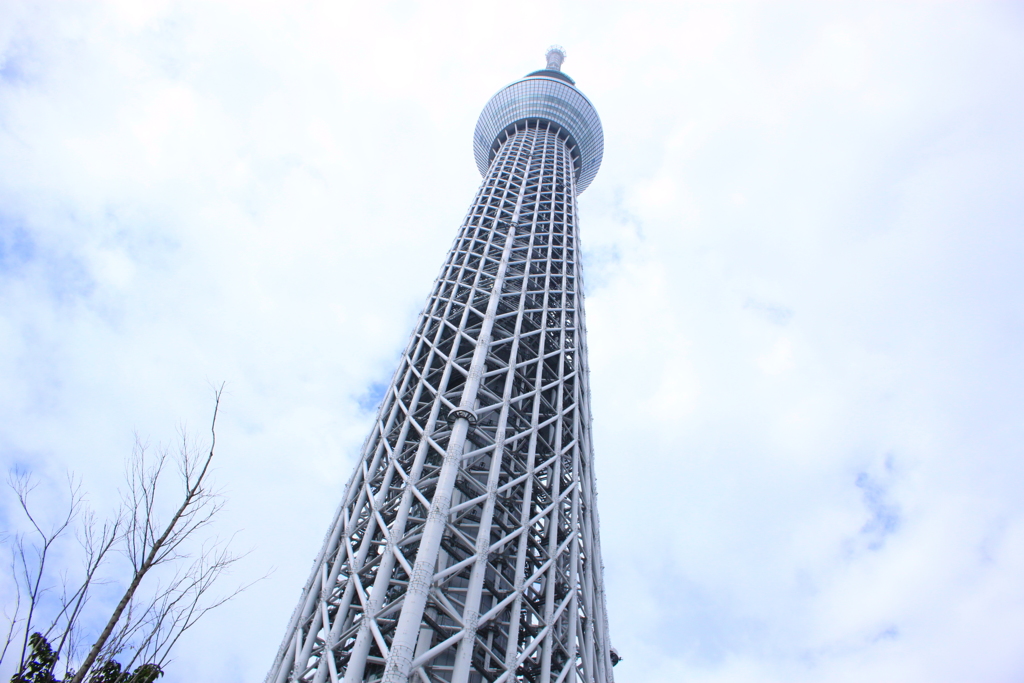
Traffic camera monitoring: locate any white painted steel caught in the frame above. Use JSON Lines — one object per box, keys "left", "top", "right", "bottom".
{"left": 268, "top": 61, "right": 614, "bottom": 683}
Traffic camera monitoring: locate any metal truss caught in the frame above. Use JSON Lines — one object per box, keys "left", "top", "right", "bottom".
{"left": 267, "top": 121, "right": 614, "bottom": 683}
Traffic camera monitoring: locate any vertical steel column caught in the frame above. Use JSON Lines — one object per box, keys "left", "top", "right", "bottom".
{"left": 381, "top": 144, "right": 534, "bottom": 683}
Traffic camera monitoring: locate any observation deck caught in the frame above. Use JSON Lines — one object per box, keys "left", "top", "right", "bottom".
{"left": 473, "top": 48, "right": 604, "bottom": 193}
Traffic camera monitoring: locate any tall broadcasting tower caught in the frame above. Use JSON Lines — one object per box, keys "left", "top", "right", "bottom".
{"left": 268, "top": 48, "right": 615, "bottom": 683}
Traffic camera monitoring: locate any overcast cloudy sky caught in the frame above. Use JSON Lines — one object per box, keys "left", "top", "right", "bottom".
{"left": 2, "top": 1, "right": 1024, "bottom": 682}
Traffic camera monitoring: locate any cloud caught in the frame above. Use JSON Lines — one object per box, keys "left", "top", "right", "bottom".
{"left": 2, "top": 1, "right": 1024, "bottom": 682}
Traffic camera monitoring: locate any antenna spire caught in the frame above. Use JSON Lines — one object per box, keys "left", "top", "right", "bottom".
{"left": 546, "top": 45, "right": 566, "bottom": 71}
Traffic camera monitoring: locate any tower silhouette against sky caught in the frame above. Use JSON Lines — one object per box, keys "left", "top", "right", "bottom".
{"left": 267, "top": 48, "right": 614, "bottom": 683}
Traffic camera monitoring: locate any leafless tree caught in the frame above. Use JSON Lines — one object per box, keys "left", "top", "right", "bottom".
{"left": 2, "top": 385, "right": 254, "bottom": 682}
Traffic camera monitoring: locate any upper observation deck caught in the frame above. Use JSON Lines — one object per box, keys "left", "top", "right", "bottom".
{"left": 473, "top": 47, "right": 604, "bottom": 194}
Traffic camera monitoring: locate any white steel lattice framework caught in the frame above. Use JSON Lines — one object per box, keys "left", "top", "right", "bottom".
{"left": 267, "top": 49, "right": 615, "bottom": 683}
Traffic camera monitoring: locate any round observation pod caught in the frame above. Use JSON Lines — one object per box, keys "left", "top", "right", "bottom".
{"left": 473, "top": 47, "right": 604, "bottom": 193}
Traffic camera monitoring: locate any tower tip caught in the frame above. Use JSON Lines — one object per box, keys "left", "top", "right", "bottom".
{"left": 546, "top": 46, "right": 566, "bottom": 71}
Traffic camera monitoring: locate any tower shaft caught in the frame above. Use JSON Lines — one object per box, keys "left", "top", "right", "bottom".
{"left": 269, "top": 54, "right": 613, "bottom": 683}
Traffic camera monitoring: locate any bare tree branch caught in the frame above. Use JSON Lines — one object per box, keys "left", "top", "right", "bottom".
{"left": 3, "top": 384, "right": 256, "bottom": 682}
{"left": 67, "top": 383, "right": 226, "bottom": 683}
{"left": 7, "top": 470, "right": 82, "bottom": 675}
{"left": 45, "top": 509, "right": 121, "bottom": 675}
{"left": 0, "top": 555, "right": 23, "bottom": 669}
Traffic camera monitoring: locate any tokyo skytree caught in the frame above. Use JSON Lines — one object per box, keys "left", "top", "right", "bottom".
{"left": 267, "top": 48, "right": 615, "bottom": 683}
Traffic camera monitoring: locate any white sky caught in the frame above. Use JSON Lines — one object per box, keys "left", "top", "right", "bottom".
{"left": 2, "top": 1, "right": 1024, "bottom": 682}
